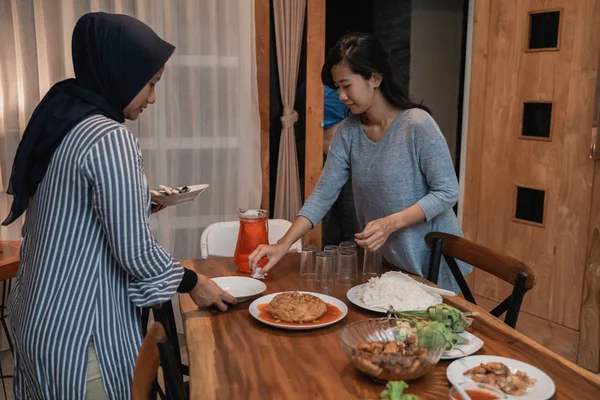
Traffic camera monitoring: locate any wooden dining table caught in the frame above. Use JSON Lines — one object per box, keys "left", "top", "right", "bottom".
{"left": 179, "top": 254, "right": 600, "bottom": 399}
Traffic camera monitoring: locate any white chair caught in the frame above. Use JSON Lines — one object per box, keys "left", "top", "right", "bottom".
{"left": 200, "top": 219, "right": 302, "bottom": 258}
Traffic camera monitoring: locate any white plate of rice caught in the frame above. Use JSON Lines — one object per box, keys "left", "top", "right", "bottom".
{"left": 347, "top": 271, "right": 447, "bottom": 313}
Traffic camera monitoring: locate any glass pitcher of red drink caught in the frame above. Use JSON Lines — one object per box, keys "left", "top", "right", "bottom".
{"left": 233, "top": 209, "right": 269, "bottom": 273}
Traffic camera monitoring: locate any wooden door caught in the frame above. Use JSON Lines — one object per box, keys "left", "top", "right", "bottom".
{"left": 463, "top": 0, "right": 600, "bottom": 369}
{"left": 304, "top": 0, "right": 326, "bottom": 248}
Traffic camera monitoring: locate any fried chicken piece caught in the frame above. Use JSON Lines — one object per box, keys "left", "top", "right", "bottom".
{"left": 498, "top": 374, "right": 528, "bottom": 396}
{"left": 515, "top": 370, "right": 537, "bottom": 386}
{"left": 471, "top": 373, "right": 500, "bottom": 388}
{"left": 483, "top": 362, "right": 510, "bottom": 376}
{"left": 268, "top": 291, "right": 327, "bottom": 323}
{"left": 464, "top": 364, "right": 487, "bottom": 375}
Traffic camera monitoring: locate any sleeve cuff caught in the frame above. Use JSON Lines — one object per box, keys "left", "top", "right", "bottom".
{"left": 297, "top": 208, "right": 319, "bottom": 228}
{"left": 177, "top": 268, "right": 198, "bottom": 293}
{"left": 417, "top": 197, "right": 437, "bottom": 221}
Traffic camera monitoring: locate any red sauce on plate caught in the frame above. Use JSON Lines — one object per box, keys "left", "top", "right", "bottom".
{"left": 452, "top": 390, "right": 500, "bottom": 400}
{"left": 257, "top": 303, "right": 342, "bottom": 326}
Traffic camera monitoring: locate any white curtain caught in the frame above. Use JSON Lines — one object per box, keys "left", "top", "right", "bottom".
{"left": 0, "top": 0, "right": 262, "bottom": 260}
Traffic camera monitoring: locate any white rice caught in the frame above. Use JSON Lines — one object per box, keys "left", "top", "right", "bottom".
{"left": 357, "top": 271, "right": 441, "bottom": 311}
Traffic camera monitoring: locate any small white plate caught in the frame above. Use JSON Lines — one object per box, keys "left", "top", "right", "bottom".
{"left": 446, "top": 355, "right": 556, "bottom": 399}
{"left": 346, "top": 283, "right": 443, "bottom": 313}
{"left": 151, "top": 184, "right": 209, "bottom": 206}
{"left": 211, "top": 276, "right": 266, "bottom": 303}
{"left": 441, "top": 331, "right": 484, "bottom": 360}
{"left": 249, "top": 291, "right": 348, "bottom": 330}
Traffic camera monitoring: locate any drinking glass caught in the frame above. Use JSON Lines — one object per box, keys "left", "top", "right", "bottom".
{"left": 300, "top": 246, "right": 317, "bottom": 279}
{"left": 315, "top": 252, "right": 335, "bottom": 286}
{"left": 337, "top": 249, "right": 358, "bottom": 284}
{"left": 324, "top": 245, "right": 339, "bottom": 274}
{"left": 362, "top": 248, "right": 382, "bottom": 280}
{"left": 339, "top": 241, "right": 357, "bottom": 251}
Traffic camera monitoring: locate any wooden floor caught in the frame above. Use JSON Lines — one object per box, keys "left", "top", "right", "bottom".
{"left": 0, "top": 349, "right": 13, "bottom": 400}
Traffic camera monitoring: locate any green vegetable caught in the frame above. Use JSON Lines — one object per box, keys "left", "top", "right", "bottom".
{"left": 380, "top": 381, "right": 419, "bottom": 400}
{"left": 388, "top": 304, "right": 473, "bottom": 351}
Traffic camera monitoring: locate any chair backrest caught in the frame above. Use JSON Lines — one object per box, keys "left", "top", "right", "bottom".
{"left": 132, "top": 322, "right": 186, "bottom": 400}
{"left": 425, "top": 232, "right": 537, "bottom": 328}
{"left": 200, "top": 219, "right": 302, "bottom": 258}
{"left": 132, "top": 322, "right": 166, "bottom": 400}
{"left": 0, "top": 241, "right": 20, "bottom": 281}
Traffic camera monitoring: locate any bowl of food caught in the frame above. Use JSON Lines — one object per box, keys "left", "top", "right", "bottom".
{"left": 339, "top": 317, "right": 446, "bottom": 382}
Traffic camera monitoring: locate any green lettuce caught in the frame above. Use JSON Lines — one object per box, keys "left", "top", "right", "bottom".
{"left": 380, "top": 381, "right": 419, "bottom": 400}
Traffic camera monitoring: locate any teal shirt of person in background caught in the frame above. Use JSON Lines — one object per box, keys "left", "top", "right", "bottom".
{"left": 321, "top": 86, "right": 360, "bottom": 246}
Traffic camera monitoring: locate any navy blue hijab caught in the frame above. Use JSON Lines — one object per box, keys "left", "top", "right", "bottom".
{"left": 2, "top": 12, "right": 175, "bottom": 226}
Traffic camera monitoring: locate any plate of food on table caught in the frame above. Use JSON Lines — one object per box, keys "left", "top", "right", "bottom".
{"left": 249, "top": 291, "right": 348, "bottom": 330}
{"left": 346, "top": 271, "right": 455, "bottom": 313}
{"left": 446, "top": 355, "right": 556, "bottom": 399}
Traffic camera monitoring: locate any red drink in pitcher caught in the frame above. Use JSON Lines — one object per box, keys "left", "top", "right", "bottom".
{"left": 233, "top": 209, "right": 269, "bottom": 273}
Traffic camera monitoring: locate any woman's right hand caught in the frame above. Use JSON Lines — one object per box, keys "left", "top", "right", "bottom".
{"left": 248, "top": 242, "right": 289, "bottom": 275}
{"left": 189, "top": 274, "right": 237, "bottom": 311}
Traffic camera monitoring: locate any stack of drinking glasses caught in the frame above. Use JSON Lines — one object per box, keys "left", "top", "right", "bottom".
{"left": 300, "top": 241, "right": 382, "bottom": 286}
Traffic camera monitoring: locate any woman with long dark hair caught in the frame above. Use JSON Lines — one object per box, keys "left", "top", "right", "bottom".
{"left": 249, "top": 33, "right": 470, "bottom": 290}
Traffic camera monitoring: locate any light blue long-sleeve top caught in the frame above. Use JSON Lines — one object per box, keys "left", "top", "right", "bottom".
{"left": 299, "top": 108, "right": 471, "bottom": 292}
{"left": 8, "top": 115, "right": 184, "bottom": 399}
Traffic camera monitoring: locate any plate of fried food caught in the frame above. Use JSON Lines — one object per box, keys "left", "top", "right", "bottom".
{"left": 249, "top": 291, "right": 348, "bottom": 330}
{"left": 446, "top": 355, "right": 555, "bottom": 399}
{"left": 150, "top": 184, "right": 209, "bottom": 206}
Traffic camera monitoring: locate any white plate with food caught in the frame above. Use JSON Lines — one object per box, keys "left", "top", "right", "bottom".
{"left": 441, "top": 331, "right": 484, "bottom": 360}
{"left": 150, "top": 184, "right": 209, "bottom": 206}
{"left": 446, "top": 355, "right": 555, "bottom": 399}
{"left": 249, "top": 291, "right": 348, "bottom": 330}
{"left": 347, "top": 271, "right": 445, "bottom": 313}
{"left": 211, "top": 276, "right": 266, "bottom": 303}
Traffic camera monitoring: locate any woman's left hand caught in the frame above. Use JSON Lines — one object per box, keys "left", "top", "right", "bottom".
{"left": 355, "top": 217, "right": 395, "bottom": 251}
{"left": 151, "top": 203, "right": 167, "bottom": 214}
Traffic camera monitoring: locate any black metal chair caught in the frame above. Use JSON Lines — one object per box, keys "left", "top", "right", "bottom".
{"left": 425, "top": 232, "right": 537, "bottom": 328}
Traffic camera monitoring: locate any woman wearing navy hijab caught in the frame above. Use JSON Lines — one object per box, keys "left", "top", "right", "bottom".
{"left": 3, "top": 12, "right": 235, "bottom": 399}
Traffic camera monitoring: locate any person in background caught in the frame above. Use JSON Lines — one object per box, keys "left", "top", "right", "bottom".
{"left": 321, "top": 86, "right": 360, "bottom": 247}
{"left": 249, "top": 33, "right": 470, "bottom": 292}
{"left": 2, "top": 12, "right": 234, "bottom": 399}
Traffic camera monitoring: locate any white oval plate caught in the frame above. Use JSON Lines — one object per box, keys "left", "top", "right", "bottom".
{"left": 346, "top": 283, "right": 443, "bottom": 313}
{"left": 446, "top": 355, "right": 556, "bottom": 399}
{"left": 441, "top": 331, "right": 484, "bottom": 360}
{"left": 211, "top": 276, "right": 266, "bottom": 303}
{"left": 249, "top": 291, "right": 348, "bottom": 330}
{"left": 151, "top": 184, "right": 209, "bottom": 206}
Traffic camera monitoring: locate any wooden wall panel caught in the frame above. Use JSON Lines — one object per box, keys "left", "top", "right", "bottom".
{"left": 465, "top": 0, "right": 600, "bottom": 371}
{"left": 466, "top": 0, "right": 598, "bottom": 330}
{"left": 577, "top": 0, "right": 600, "bottom": 373}
{"left": 255, "top": 0, "right": 270, "bottom": 211}
{"left": 475, "top": 295, "right": 580, "bottom": 363}
{"left": 303, "top": 0, "right": 325, "bottom": 248}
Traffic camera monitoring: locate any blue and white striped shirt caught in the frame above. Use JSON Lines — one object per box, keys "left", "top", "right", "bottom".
{"left": 8, "top": 115, "right": 184, "bottom": 399}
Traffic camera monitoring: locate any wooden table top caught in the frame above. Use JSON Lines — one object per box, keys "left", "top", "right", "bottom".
{"left": 0, "top": 241, "right": 20, "bottom": 281}
{"left": 179, "top": 254, "right": 600, "bottom": 400}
